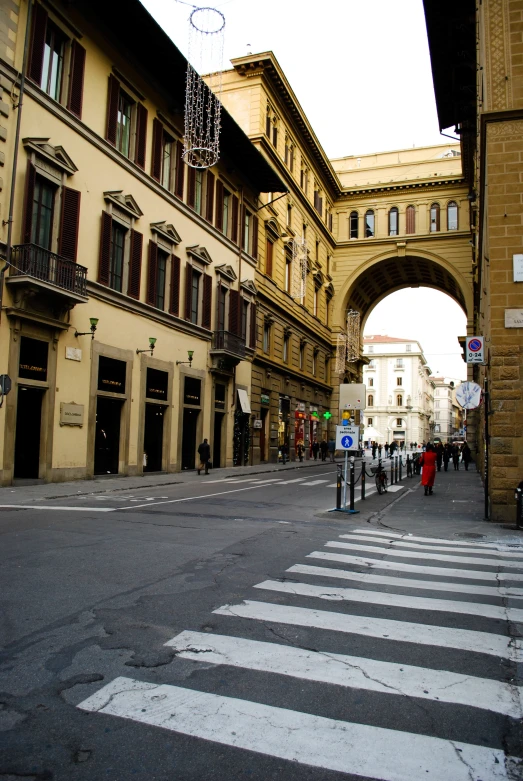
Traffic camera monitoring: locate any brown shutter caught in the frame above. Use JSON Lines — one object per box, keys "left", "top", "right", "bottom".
{"left": 187, "top": 166, "right": 196, "bottom": 208}
{"left": 135, "top": 103, "right": 148, "bottom": 169}
{"left": 106, "top": 74, "right": 119, "bottom": 145}
{"left": 266, "top": 239, "right": 273, "bottom": 276}
{"left": 240, "top": 205, "right": 246, "bottom": 249}
{"left": 231, "top": 195, "right": 239, "bottom": 243}
{"left": 169, "top": 254, "right": 180, "bottom": 316}
{"left": 205, "top": 171, "right": 214, "bottom": 222}
{"left": 67, "top": 41, "right": 86, "bottom": 119}
{"left": 127, "top": 229, "right": 143, "bottom": 299}
{"left": 229, "top": 289, "right": 240, "bottom": 335}
{"left": 202, "top": 274, "right": 212, "bottom": 330}
{"left": 58, "top": 187, "right": 81, "bottom": 261}
{"left": 249, "top": 303, "right": 257, "bottom": 348}
{"left": 175, "top": 141, "right": 185, "bottom": 198}
{"left": 151, "top": 118, "right": 163, "bottom": 182}
{"left": 22, "top": 161, "right": 37, "bottom": 244}
{"left": 184, "top": 262, "right": 193, "bottom": 320}
{"left": 215, "top": 179, "right": 224, "bottom": 231}
{"left": 28, "top": 3, "right": 48, "bottom": 85}
{"left": 98, "top": 211, "right": 112, "bottom": 285}
{"left": 406, "top": 205, "right": 415, "bottom": 234}
{"left": 146, "top": 240, "right": 158, "bottom": 306}
{"left": 251, "top": 214, "right": 259, "bottom": 259}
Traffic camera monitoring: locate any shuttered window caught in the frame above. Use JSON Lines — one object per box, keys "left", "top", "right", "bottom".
{"left": 229, "top": 289, "right": 240, "bottom": 335}
{"left": 106, "top": 74, "right": 147, "bottom": 168}
{"left": 430, "top": 203, "right": 440, "bottom": 232}
{"left": 266, "top": 239, "right": 273, "bottom": 277}
{"left": 127, "top": 229, "right": 143, "bottom": 299}
{"left": 58, "top": 187, "right": 81, "bottom": 261}
{"left": 202, "top": 274, "right": 212, "bottom": 330}
{"left": 206, "top": 171, "right": 215, "bottom": 223}
{"left": 146, "top": 242, "right": 168, "bottom": 310}
{"left": 169, "top": 255, "right": 180, "bottom": 316}
{"left": 389, "top": 207, "right": 398, "bottom": 236}
{"left": 406, "top": 205, "right": 415, "bottom": 235}
{"left": 67, "top": 40, "right": 86, "bottom": 118}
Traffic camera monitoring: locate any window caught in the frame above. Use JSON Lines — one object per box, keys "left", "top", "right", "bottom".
{"left": 41, "top": 21, "right": 66, "bottom": 100}
{"left": 194, "top": 170, "right": 203, "bottom": 215}
{"left": 266, "top": 238, "right": 274, "bottom": 276}
{"left": 217, "top": 285, "right": 227, "bottom": 331}
{"left": 349, "top": 211, "right": 358, "bottom": 239}
{"left": 283, "top": 333, "right": 290, "bottom": 363}
{"left": 31, "top": 176, "right": 56, "bottom": 249}
{"left": 222, "top": 189, "right": 230, "bottom": 234}
{"left": 299, "top": 342, "right": 305, "bottom": 370}
{"left": 116, "top": 90, "right": 133, "bottom": 157}
{"left": 368, "top": 345, "right": 374, "bottom": 353}
{"left": 368, "top": 395, "right": 374, "bottom": 407}
{"left": 287, "top": 203, "right": 292, "bottom": 228}
{"left": 241, "top": 298, "right": 249, "bottom": 341}
{"left": 154, "top": 249, "right": 167, "bottom": 309}
{"left": 364, "top": 210, "right": 375, "bottom": 237}
{"left": 435, "top": 412, "right": 440, "bottom": 420}
{"left": 161, "top": 134, "right": 174, "bottom": 190}
{"left": 397, "top": 377, "right": 402, "bottom": 386}
{"left": 313, "top": 287, "right": 319, "bottom": 317}
{"left": 300, "top": 167, "right": 309, "bottom": 195}
{"left": 243, "top": 210, "right": 251, "bottom": 252}
{"left": 266, "top": 104, "right": 271, "bottom": 138}
{"left": 284, "top": 137, "right": 294, "bottom": 172}
{"left": 106, "top": 75, "right": 147, "bottom": 169}
{"left": 151, "top": 120, "right": 184, "bottom": 198}
{"left": 312, "top": 349, "right": 318, "bottom": 376}
{"left": 435, "top": 400, "right": 441, "bottom": 409}
{"left": 397, "top": 395, "right": 403, "bottom": 406}
{"left": 368, "top": 377, "right": 374, "bottom": 387}
{"left": 368, "top": 418, "right": 373, "bottom": 426}
{"left": 406, "top": 344, "right": 412, "bottom": 352}
{"left": 447, "top": 201, "right": 458, "bottom": 230}
{"left": 396, "top": 358, "right": 404, "bottom": 368}
{"left": 368, "top": 359, "right": 375, "bottom": 367}
{"left": 406, "top": 205, "right": 415, "bottom": 234}
{"left": 326, "top": 292, "right": 332, "bottom": 326}
{"left": 313, "top": 188, "right": 323, "bottom": 217}
{"left": 388, "top": 207, "right": 398, "bottom": 236}
{"left": 189, "top": 269, "right": 201, "bottom": 324}
{"left": 285, "top": 250, "right": 292, "bottom": 293}
{"left": 241, "top": 207, "right": 258, "bottom": 258}
{"left": 430, "top": 203, "right": 440, "bottom": 232}
{"left": 109, "top": 222, "right": 126, "bottom": 293}
{"left": 396, "top": 418, "right": 402, "bottom": 427}
{"left": 263, "top": 322, "right": 271, "bottom": 353}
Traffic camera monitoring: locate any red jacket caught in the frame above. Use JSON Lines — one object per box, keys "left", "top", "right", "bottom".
{"left": 420, "top": 451, "right": 437, "bottom": 486}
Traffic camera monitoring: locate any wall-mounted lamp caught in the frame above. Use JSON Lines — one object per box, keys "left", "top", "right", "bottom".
{"left": 75, "top": 317, "right": 99, "bottom": 340}
{"left": 176, "top": 350, "right": 194, "bottom": 367}
{"left": 136, "top": 337, "right": 157, "bottom": 355}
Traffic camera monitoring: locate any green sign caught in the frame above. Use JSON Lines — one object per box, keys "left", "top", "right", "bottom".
{"left": 323, "top": 411, "right": 332, "bottom": 420}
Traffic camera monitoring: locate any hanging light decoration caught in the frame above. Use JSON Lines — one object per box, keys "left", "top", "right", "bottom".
{"left": 335, "top": 333, "right": 347, "bottom": 374}
{"left": 346, "top": 309, "right": 361, "bottom": 362}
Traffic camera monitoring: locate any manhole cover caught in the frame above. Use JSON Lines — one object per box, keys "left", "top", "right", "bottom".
{"left": 454, "top": 533, "right": 486, "bottom": 539}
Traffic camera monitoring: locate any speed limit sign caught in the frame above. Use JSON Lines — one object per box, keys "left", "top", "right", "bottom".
{"left": 466, "top": 336, "right": 485, "bottom": 364}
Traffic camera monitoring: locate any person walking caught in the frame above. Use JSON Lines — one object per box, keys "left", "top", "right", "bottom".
{"left": 327, "top": 438, "right": 336, "bottom": 462}
{"left": 197, "top": 438, "right": 211, "bottom": 475}
{"left": 320, "top": 439, "right": 328, "bottom": 462}
{"left": 452, "top": 443, "right": 460, "bottom": 470}
{"left": 436, "top": 442, "right": 444, "bottom": 472}
{"left": 312, "top": 439, "right": 319, "bottom": 461}
{"left": 390, "top": 441, "right": 396, "bottom": 457}
{"left": 443, "top": 443, "right": 451, "bottom": 472}
{"left": 371, "top": 442, "right": 377, "bottom": 459}
{"left": 296, "top": 440, "right": 304, "bottom": 462}
{"left": 384, "top": 442, "right": 389, "bottom": 458}
{"left": 420, "top": 442, "right": 437, "bottom": 495}
{"left": 378, "top": 443, "right": 382, "bottom": 458}
{"left": 461, "top": 442, "right": 472, "bottom": 471}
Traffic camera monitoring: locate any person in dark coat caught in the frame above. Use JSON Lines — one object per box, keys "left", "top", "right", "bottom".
{"left": 320, "top": 439, "right": 328, "bottom": 462}
{"left": 461, "top": 443, "right": 472, "bottom": 471}
{"left": 378, "top": 443, "right": 382, "bottom": 458}
{"left": 384, "top": 442, "right": 389, "bottom": 457}
{"left": 436, "top": 442, "right": 444, "bottom": 472}
{"left": 197, "top": 438, "right": 211, "bottom": 475}
{"left": 420, "top": 443, "right": 437, "bottom": 495}
{"left": 443, "top": 443, "right": 451, "bottom": 471}
{"left": 371, "top": 442, "right": 377, "bottom": 459}
{"left": 312, "top": 439, "right": 320, "bottom": 460}
{"left": 452, "top": 444, "right": 460, "bottom": 470}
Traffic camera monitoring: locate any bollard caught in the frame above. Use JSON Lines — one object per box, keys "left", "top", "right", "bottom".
{"left": 395, "top": 456, "right": 399, "bottom": 483}
{"left": 516, "top": 484, "right": 523, "bottom": 529}
{"left": 336, "top": 464, "right": 342, "bottom": 510}
{"left": 399, "top": 455, "right": 403, "bottom": 481}
{"left": 390, "top": 456, "right": 394, "bottom": 485}
{"left": 361, "top": 459, "right": 366, "bottom": 501}
{"left": 347, "top": 456, "right": 359, "bottom": 514}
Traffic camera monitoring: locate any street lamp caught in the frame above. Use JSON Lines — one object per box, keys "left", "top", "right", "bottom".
{"left": 136, "top": 337, "right": 157, "bottom": 355}
{"left": 75, "top": 317, "right": 99, "bottom": 340}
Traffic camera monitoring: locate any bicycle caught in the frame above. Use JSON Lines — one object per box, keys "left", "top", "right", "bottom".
{"left": 370, "top": 461, "right": 388, "bottom": 494}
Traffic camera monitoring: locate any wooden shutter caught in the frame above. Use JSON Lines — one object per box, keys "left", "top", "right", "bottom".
{"left": 231, "top": 195, "right": 239, "bottom": 243}
{"left": 215, "top": 179, "right": 224, "bottom": 231}
{"left": 127, "top": 229, "right": 143, "bottom": 299}
{"left": 146, "top": 240, "right": 158, "bottom": 306}
{"left": 184, "top": 262, "right": 193, "bottom": 320}
{"left": 229, "top": 289, "right": 240, "bottom": 335}
{"left": 205, "top": 171, "right": 214, "bottom": 222}
{"left": 240, "top": 205, "right": 246, "bottom": 249}
{"left": 202, "top": 274, "right": 212, "bottom": 330}
{"left": 67, "top": 41, "right": 86, "bottom": 119}
{"left": 58, "top": 187, "right": 81, "bottom": 261}
{"left": 187, "top": 166, "right": 196, "bottom": 208}
{"left": 251, "top": 214, "right": 259, "bottom": 259}
{"left": 406, "top": 205, "right": 415, "bottom": 234}
{"left": 98, "top": 211, "right": 112, "bottom": 285}
{"left": 151, "top": 119, "right": 163, "bottom": 182}
{"left": 266, "top": 239, "right": 273, "bottom": 276}
{"left": 135, "top": 103, "right": 148, "bottom": 169}
{"left": 249, "top": 303, "right": 257, "bottom": 348}
{"left": 22, "top": 162, "right": 37, "bottom": 244}
{"left": 169, "top": 254, "right": 180, "bottom": 316}
{"left": 28, "top": 3, "right": 48, "bottom": 85}
{"left": 175, "top": 141, "right": 185, "bottom": 198}
{"left": 106, "top": 74, "right": 119, "bottom": 145}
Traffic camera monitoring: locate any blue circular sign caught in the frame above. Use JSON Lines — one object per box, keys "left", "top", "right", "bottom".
{"left": 468, "top": 338, "right": 482, "bottom": 352}
{"left": 341, "top": 435, "right": 353, "bottom": 448}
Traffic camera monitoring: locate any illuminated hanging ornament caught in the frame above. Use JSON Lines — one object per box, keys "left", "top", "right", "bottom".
{"left": 335, "top": 333, "right": 347, "bottom": 374}
{"left": 184, "top": 6, "right": 225, "bottom": 169}
{"left": 346, "top": 309, "right": 361, "bottom": 362}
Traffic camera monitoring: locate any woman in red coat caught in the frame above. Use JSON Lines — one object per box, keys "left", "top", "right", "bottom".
{"left": 420, "top": 443, "right": 438, "bottom": 495}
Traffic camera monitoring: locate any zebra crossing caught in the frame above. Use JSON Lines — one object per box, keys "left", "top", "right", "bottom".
{"left": 77, "top": 526, "right": 523, "bottom": 780}
{"left": 203, "top": 474, "right": 393, "bottom": 497}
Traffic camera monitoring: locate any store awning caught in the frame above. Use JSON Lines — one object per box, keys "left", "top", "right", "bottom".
{"left": 237, "top": 389, "right": 251, "bottom": 414}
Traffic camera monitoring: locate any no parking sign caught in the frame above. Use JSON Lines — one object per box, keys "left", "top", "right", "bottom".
{"left": 466, "top": 336, "right": 485, "bottom": 364}
{"left": 336, "top": 425, "right": 359, "bottom": 450}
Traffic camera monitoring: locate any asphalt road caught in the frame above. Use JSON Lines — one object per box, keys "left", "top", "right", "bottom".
{"left": 1, "top": 463, "right": 522, "bottom": 781}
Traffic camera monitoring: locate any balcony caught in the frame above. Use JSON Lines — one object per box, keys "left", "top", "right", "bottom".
{"left": 6, "top": 244, "right": 88, "bottom": 327}
{"left": 210, "top": 330, "right": 246, "bottom": 370}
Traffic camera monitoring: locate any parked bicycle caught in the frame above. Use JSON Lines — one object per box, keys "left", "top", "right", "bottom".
{"left": 370, "top": 461, "right": 388, "bottom": 494}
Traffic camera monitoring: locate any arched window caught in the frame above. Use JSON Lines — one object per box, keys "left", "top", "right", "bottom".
{"left": 397, "top": 394, "right": 403, "bottom": 406}
{"left": 368, "top": 377, "right": 374, "bottom": 387}
{"left": 368, "top": 394, "right": 374, "bottom": 407}
{"left": 365, "top": 210, "right": 375, "bottom": 238}
{"left": 406, "top": 205, "right": 415, "bottom": 234}
{"left": 349, "top": 211, "right": 358, "bottom": 239}
{"left": 447, "top": 201, "right": 458, "bottom": 230}
{"left": 388, "top": 207, "right": 398, "bottom": 236}
{"left": 430, "top": 203, "right": 440, "bottom": 232}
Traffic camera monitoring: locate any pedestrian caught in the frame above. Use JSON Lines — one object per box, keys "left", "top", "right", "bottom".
{"left": 312, "top": 439, "right": 319, "bottom": 460}
{"left": 327, "top": 438, "right": 336, "bottom": 462}
{"left": 320, "top": 439, "right": 328, "bottom": 462}
{"left": 452, "top": 443, "right": 460, "bottom": 470}
{"left": 400, "top": 442, "right": 404, "bottom": 453}
{"left": 443, "top": 443, "right": 451, "bottom": 472}
{"left": 436, "top": 442, "right": 444, "bottom": 472}
{"left": 197, "top": 438, "right": 211, "bottom": 475}
{"left": 296, "top": 440, "right": 304, "bottom": 462}
{"left": 378, "top": 443, "right": 382, "bottom": 458}
{"left": 371, "top": 442, "right": 377, "bottom": 459}
{"left": 390, "top": 441, "right": 396, "bottom": 457}
{"left": 420, "top": 442, "right": 437, "bottom": 495}
{"left": 384, "top": 442, "right": 389, "bottom": 457}
{"left": 281, "top": 442, "right": 288, "bottom": 465}
{"left": 461, "top": 442, "right": 472, "bottom": 471}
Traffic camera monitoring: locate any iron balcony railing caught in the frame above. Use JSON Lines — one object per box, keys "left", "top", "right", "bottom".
{"left": 10, "top": 244, "right": 88, "bottom": 298}
{"left": 212, "top": 330, "right": 246, "bottom": 358}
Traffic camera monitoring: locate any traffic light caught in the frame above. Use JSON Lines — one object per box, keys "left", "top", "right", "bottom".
{"left": 323, "top": 411, "right": 332, "bottom": 420}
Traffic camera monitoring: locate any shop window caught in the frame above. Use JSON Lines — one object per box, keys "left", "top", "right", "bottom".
{"left": 19, "top": 337, "right": 49, "bottom": 382}
{"left": 146, "top": 368, "right": 168, "bottom": 401}
{"left": 349, "top": 211, "right": 358, "bottom": 239}
{"left": 388, "top": 207, "right": 398, "bottom": 236}
{"left": 365, "top": 210, "right": 375, "bottom": 237}
{"left": 430, "top": 203, "right": 440, "bottom": 232}
{"left": 447, "top": 201, "right": 458, "bottom": 230}
{"left": 98, "top": 356, "right": 126, "bottom": 394}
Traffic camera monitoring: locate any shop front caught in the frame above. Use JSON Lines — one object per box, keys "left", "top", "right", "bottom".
{"left": 181, "top": 375, "right": 202, "bottom": 470}
{"left": 142, "top": 366, "right": 170, "bottom": 472}
{"left": 94, "top": 356, "right": 127, "bottom": 475}
{"left": 278, "top": 395, "right": 290, "bottom": 462}
{"left": 294, "top": 405, "right": 307, "bottom": 461}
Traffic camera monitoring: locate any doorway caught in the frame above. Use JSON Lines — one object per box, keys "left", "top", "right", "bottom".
{"left": 144, "top": 404, "right": 165, "bottom": 472}
{"left": 14, "top": 387, "right": 43, "bottom": 478}
{"left": 213, "top": 412, "right": 224, "bottom": 468}
{"left": 182, "top": 407, "right": 199, "bottom": 470}
{"left": 94, "top": 397, "right": 122, "bottom": 475}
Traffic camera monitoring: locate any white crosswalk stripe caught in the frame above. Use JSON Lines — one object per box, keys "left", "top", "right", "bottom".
{"left": 77, "top": 526, "right": 523, "bottom": 780}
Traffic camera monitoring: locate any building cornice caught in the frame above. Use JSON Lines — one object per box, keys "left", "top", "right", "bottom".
{"left": 339, "top": 178, "right": 466, "bottom": 198}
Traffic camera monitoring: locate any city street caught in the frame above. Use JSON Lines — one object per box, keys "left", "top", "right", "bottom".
{"left": 1, "top": 463, "right": 523, "bottom": 780}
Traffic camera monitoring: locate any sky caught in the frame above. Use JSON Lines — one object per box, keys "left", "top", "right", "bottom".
{"left": 139, "top": 0, "right": 467, "bottom": 379}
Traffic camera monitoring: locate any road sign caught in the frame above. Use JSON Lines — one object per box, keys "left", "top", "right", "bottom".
{"left": 465, "top": 336, "right": 485, "bottom": 364}
{"left": 339, "top": 383, "right": 366, "bottom": 411}
{"left": 455, "top": 381, "right": 482, "bottom": 410}
{"left": 336, "top": 425, "right": 359, "bottom": 450}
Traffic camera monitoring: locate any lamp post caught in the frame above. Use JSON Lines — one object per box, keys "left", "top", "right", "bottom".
{"left": 75, "top": 317, "right": 99, "bottom": 340}
{"left": 136, "top": 337, "right": 157, "bottom": 356}
{"left": 176, "top": 350, "right": 194, "bottom": 367}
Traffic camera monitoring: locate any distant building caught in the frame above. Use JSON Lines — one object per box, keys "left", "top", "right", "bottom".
{"left": 430, "top": 377, "right": 463, "bottom": 441}
{"left": 362, "top": 336, "right": 434, "bottom": 445}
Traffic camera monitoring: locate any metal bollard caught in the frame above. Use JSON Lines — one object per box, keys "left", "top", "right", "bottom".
{"left": 336, "top": 464, "right": 343, "bottom": 510}
{"left": 348, "top": 456, "right": 359, "bottom": 514}
{"left": 390, "top": 456, "right": 394, "bottom": 485}
{"left": 361, "top": 460, "right": 366, "bottom": 501}
{"left": 399, "top": 455, "right": 403, "bottom": 480}
{"left": 515, "top": 484, "right": 523, "bottom": 529}
{"left": 395, "top": 456, "right": 399, "bottom": 483}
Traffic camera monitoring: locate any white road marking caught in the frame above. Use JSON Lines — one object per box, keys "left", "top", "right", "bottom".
{"left": 0, "top": 505, "right": 114, "bottom": 512}
{"left": 287, "top": 563, "right": 523, "bottom": 597}
{"left": 254, "top": 579, "right": 523, "bottom": 622}
{"left": 166, "top": 630, "right": 523, "bottom": 718}
{"left": 325, "top": 541, "right": 523, "bottom": 570}
{"left": 340, "top": 534, "right": 523, "bottom": 560}
{"left": 350, "top": 528, "right": 512, "bottom": 551}
{"left": 213, "top": 600, "right": 522, "bottom": 660}
{"left": 77, "top": 676, "right": 510, "bottom": 781}
{"left": 277, "top": 478, "right": 307, "bottom": 484}
{"left": 308, "top": 550, "right": 523, "bottom": 582}
{"left": 385, "top": 484, "right": 404, "bottom": 492}
{"left": 301, "top": 479, "right": 329, "bottom": 486}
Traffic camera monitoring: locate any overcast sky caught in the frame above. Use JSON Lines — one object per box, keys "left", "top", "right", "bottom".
{"left": 140, "top": 0, "right": 467, "bottom": 379}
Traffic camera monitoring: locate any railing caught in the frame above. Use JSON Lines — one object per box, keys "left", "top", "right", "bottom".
{"left": 212, "top": 330, "right": 246, "bottom": 358}
{"left": 9, "top": 244, "right": 88, "bottom": 298}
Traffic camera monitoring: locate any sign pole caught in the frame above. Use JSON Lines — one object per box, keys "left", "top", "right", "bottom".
{"left": 343, "top": 450, "right": 348, "bottom": 510}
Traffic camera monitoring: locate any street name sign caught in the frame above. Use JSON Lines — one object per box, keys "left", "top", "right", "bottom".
{"left": 336, "top": 425, "right": 359, "bottom": 450}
